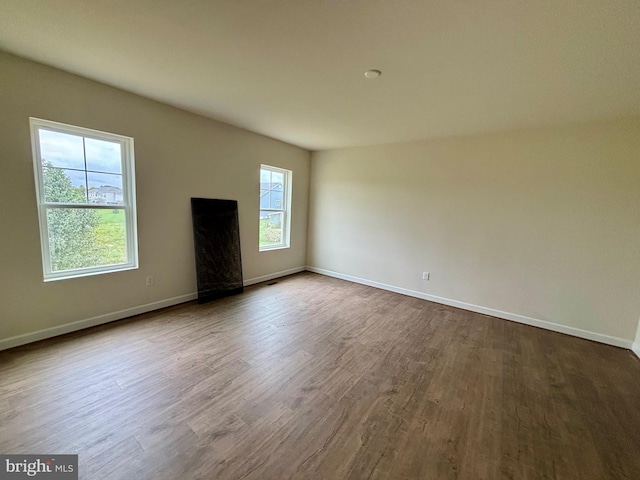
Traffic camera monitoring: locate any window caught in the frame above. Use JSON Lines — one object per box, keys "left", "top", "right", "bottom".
{"left": 259, "top": 164, "right": 292, "bottom": 250}
{"left": 30, "top": 118, "right": 138, "bottom": 281}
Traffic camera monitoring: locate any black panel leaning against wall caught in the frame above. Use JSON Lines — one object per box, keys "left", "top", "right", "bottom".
{"left": 190, "top": 198, "right": 244, "bottom": 304}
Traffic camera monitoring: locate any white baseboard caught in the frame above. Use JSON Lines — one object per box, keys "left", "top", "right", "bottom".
{"left": 0, "top": 293, "right": 197, "bottom": 352}
{"left": 243, "top": 266, "right": 306, "bottom": 287}
{"left": 2, "top": 265, "right": 632, "bottom": 353}
{"left": 0, "top": 266, "right": 307, "bottom": 352}
{"left": 305, "top": 266, "right": 633, "bottom": 350}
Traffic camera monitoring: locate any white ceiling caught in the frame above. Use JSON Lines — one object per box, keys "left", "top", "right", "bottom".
{"left": 1, "top": 0, "right": 639, "bottom": 150}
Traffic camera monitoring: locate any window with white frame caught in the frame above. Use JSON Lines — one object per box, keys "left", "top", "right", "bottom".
{"left": 30, "top": 118, "right": 138, "bottom": 281}
{"left": 259, "top": 164, "right": 292, "bottom": 250}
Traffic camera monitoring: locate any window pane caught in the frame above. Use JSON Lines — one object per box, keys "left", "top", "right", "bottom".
{"left": 259, "top": 169, "right": 285, "bottom": 209}
{"left": 260, "top": 169, "right": 270, "bottom": 209}
{"left": 259, "top": 211, "right": 283, "bottom": 247}
{"left": 87, "top": 172, "right": 124, "bottom": 205}
{"left": 271, "top": 171, "right": 284, "bottom": 185}
{"left": 94, "top": 208, "right": 127, "bottom": 266}
{"left": 85, "top": 138, "right": 122, "bottom": 174}
{"left": 269, "top": 184, "right": 283, "bottom": 209}
{"left": 39, "top": 129, "right": 85, "bottom": 170}
{"left": 46, "top": 208, "right": 127, "bottom": 271}
{"left": 42, "top": 166, "right": 87, "bottom": 203}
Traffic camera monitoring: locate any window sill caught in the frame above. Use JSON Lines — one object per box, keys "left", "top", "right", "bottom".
{"left": 259, "top": 244, "right": 290, "bottom": 252}
{"left": 44, "top": 264, "right": 138, "bottom": 282}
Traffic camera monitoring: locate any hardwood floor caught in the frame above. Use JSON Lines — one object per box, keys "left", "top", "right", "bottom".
{"left": 1, "top": 272, "right": 639, "bottom": 479}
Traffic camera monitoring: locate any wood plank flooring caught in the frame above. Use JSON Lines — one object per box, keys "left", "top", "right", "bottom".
{"left": 1, "top": 272, "right": 640, "bottom": 479}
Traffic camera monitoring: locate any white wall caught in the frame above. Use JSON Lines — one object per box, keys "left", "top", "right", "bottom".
{"left": 633, "top": 319, "right": 640, "bottom": 358}
{"left": 308, "top": 119, "right": 640, "bottom": 344}
{"left": 0, "top": 51, "right": 310, "bottom": 346}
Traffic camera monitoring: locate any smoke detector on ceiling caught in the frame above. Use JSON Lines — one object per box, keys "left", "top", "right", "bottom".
{"left": 364, "top": 69, "right": 382, "bottom": 79}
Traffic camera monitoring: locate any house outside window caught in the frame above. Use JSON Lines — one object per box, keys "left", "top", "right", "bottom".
{"left": 259, "top": 165, "right": 292, "bottom": 250}
{"left": 30, "top": 118, "right": 138, "bottom": 281}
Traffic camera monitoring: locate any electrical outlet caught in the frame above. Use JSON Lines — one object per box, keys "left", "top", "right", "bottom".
{"left": 422, "top": 272, "right": 430, "bottom": 280}
{"left": 145, "top": 275, "right": 154, "bottom": 286}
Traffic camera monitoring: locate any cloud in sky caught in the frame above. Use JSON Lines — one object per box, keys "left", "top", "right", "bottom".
{"left": 39, "top": 129, "right": 122, "bottom": 175}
